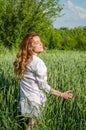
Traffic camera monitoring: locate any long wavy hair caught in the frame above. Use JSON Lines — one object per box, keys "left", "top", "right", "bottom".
{"left": 13, "top": 33, "right": 40, "bottom": 78}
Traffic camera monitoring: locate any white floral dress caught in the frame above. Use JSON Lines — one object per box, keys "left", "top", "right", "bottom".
{"left": 20, "top": 55, "right": 51, "bottom": 118}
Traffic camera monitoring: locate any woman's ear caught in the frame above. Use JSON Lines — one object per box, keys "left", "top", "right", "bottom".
{"left": 28, "top": 47, "right": 34, "bottom": 55}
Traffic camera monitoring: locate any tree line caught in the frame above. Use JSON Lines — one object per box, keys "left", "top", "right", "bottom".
{"left": 48, "top": 27, "right": 86, "bottom": 50}
{"left": 0, "top": 0, "right": 86, "bottom": 50}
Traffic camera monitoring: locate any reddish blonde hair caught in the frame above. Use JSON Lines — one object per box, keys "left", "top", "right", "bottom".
{"left": 14, "top": 33, "right": 40, "bottom": 78}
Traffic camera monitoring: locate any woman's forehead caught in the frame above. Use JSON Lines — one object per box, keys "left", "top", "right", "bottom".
{"left": 33, "top": 36, "right": 40, "bottom": 42}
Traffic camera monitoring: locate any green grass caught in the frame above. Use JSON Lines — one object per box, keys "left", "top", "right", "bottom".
{"left": 0, "top": 48, "right": 86, "bottom": 130}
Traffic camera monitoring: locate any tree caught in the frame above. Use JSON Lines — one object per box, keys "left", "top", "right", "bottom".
{"left": 0, "top": 0, "right": 62, "bottom": 48}
{"left": 48, "top": 28, "right": 63, "bottom": 49}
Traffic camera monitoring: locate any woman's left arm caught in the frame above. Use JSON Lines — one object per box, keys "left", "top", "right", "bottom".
{"left": 51, "top": 89, "right": 73, "bottom": 100}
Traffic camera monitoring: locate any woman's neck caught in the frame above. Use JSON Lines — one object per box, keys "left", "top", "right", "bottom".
{"left": 32, "top": 52, "right": 38, "bottom": 56}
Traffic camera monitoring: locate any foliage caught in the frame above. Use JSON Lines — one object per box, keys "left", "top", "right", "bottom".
{"left": 0, "top": 0, "right": 62, "bottom": 48}
{"left": 0, "top": 48, "right": 86, "bottom": 130}
{"left": 0, "top": 0, "right": 86, "bottom": 50}
{"left": 48, "top": 27, "right": 86, "bottom": 50}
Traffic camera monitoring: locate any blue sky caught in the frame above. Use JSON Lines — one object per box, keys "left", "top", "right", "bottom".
{"left": 53, "top": 0, "right": 86, "bottom": 28}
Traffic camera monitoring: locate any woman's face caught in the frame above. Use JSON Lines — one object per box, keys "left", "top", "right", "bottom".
{"left": 32, "top": 36, "right": 44, "bottom": 54}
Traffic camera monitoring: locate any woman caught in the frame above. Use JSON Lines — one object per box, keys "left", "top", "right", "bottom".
{"left": 14, "top": 33, "right": 73, "bottom": 130}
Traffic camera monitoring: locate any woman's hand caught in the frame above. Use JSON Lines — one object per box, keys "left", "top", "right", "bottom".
{"left": 61, "top": 91, "right": 73, "bottom": 100}
{"left": 51, "top": 89, "right": 73, "bottom": 100}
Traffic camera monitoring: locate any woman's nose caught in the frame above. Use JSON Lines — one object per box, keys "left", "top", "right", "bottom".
{"left": 38, "top": 43, "right": 42, "bottom": 46}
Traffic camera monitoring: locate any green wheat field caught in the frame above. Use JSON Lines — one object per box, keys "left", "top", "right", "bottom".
{"left": 0, "top": 47, "right": 86, "bottom": 130}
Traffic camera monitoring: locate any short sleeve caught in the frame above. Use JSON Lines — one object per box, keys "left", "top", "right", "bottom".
{"left": 35, "top": 60, "right": 51, "bottom": 93}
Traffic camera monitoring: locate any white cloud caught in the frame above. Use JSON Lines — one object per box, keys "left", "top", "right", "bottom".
{"left": 66, "top": 0, "right": 86, "bottom": 19}
{"left": 53, "top": 0, "right": 86, "bottom": 28}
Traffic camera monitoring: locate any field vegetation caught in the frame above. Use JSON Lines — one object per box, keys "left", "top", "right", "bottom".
{"left": 0, "top": 47, "right": 86, "bottom": 130}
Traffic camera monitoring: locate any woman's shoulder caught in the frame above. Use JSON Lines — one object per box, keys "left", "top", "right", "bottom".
{"left": 26, "top": 55, "right": 47, "bottom": 72}
{"left": 27, "top": 55, "right": 45, "bottom": 67}
{"left": 33, "top": 55, "right": 44, "bottom": 64}
{"left": 33, "top": 55, "right": 47, "bottom": 69}
{"left": 33, "top": 55, "right": 47, "bottom": 73}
